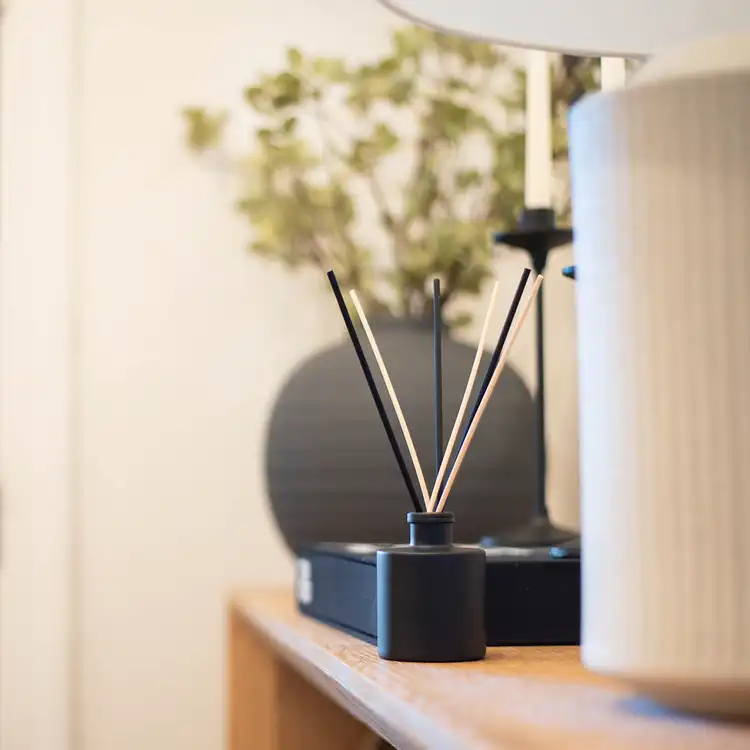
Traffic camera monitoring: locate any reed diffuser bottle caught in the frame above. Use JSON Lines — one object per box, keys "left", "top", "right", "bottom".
{"left": 377, "top": 512, "right": 486, "bottom": 662}
{"left": 327, "top": 268, "right": 542, "bottom": 663}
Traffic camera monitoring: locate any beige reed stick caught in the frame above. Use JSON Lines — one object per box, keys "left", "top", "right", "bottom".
{"left": 435, "top": 275, "right": 543, "bottom": 513}
{"left": 427, "top": 281, "right": 500, "bottom": 512}
{"left": 349, "top": 290, "right": 431, "bottom": 509}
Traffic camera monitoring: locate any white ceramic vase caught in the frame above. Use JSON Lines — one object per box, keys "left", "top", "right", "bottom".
{"left": 570, "top": 66, "right": 750, "bottom": 716}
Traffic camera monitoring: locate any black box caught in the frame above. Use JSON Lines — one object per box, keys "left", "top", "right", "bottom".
{"left": 295, "top": 543, "right": 580, "bottom": 646}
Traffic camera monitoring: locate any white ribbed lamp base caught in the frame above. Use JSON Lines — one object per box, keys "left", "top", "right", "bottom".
{"left": 570, "top": 69, "right": 750, "bottom": 716}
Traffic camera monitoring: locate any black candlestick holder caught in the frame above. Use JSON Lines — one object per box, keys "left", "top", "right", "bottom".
{"left": 481, "top": 207, "right": 578, "bottom": 549}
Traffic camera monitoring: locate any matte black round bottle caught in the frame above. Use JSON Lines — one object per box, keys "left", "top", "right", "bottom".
{"left": 376, "top": 512, "right": 486, "bottom": 662}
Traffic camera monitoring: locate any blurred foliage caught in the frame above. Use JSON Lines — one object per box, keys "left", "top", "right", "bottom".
{"left": 183, "top": 27, "right": 598, "bottom": 325}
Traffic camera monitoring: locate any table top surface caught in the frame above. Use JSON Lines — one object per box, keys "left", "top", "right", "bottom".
{"left": 232, "top": 589, "right": 750, "bottom": 750}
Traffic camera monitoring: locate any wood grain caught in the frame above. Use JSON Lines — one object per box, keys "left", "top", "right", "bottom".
{"left": 228, "top": 603, "right": 376, "bottom": 750}
{"left": 231, "top": 589, "right": 750, "bottom": 750}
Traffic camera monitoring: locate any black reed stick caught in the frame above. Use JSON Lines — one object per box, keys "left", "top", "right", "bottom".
{"left": 326, "top": 270, "right": 424, "bottom": 512}
{"left": 453, "top": 268, "right": 531, "bottom": 462}
{"left": 433, "top": 278, "right": 444, "bottom": 482}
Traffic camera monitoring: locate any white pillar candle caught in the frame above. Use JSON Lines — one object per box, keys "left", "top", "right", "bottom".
{"left": 524, "top": 49, "right": 552, "bottom": 208}
{"left": 600, "top": 56, "right": 627, "bottom": 90}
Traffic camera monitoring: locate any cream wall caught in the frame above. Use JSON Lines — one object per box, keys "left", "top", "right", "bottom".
{"left": 2, "top": 0, "right": 579, "bottom": 748}
{"left": 77, "top": 2, "right": 402, "bottom": 749}
{"left": 0, "top": 0, "right": 77, "bottom": 748}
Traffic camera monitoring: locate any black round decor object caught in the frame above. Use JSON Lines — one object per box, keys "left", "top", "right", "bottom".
{"left": 266, "top": 319, "right": 537, "bottom": 549}
{"left": 377, "top": 512, "right": 486, "bottom": 662}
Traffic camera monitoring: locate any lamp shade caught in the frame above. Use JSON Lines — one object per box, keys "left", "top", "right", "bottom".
{"left": 377, "top": 0, "right": 750, "bottom": 56}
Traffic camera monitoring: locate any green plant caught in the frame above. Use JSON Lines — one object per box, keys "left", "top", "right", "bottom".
{"left": 184, "top": 27, "right": 597, "bottom": 325}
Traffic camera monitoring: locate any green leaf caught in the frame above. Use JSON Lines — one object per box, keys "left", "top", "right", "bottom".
{"left": 249, "top": 240, "right": 277, "bottom": 257}
{"left": 387, "top": 78, "right": 414, "bottom": 105}
{"left": 329, "top": 184, "right": 356, "bottom": 226}
{"left": 286, "top": 47, "right": 303, "bottom": 68}
{"left": 372, "top": 122, "right": 398, "bottom": 151}
{"left": 392, "top": 27, "right": 431, "bottom": 60}
{"left": 470, "top": 41, "right": 505, "bottom": 69}
{"left": 405, "top": 172, "right": 438, "bottom": 222}
{"left": 243, "top": 86, "right": 265, "bottom": 110}
{"left": 445, "top": 311, "right": 473, "bottom": 329}
{"left": 445, "top": 77, "right": 469, "bottom": 92}
{"left": 346, "top": 124, "right": 399, "bottom": 172}
{"left": 426, "top": 99, "right": 484, "bottom": 142}
{"left": 376, "top": 57, "right": 400, "bottom": 75}
{"left": 311, "top": 57, "right": 348, "bottom": 81}
{"left": 345, "top": 89, "right": 373, "bottom": 115}
{"left": 182, "top": 108, "right": 228, "bottom": 151}
{"left": 455, "top": 169, "right": 482, "bottom": 191}
{"left": 270, "top": 72, "right": 304, "bottom": 109}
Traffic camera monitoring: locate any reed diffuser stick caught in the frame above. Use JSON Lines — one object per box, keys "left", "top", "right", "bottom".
{"left": 327, "top": 271, "right": 423, "bottom": 512}
{"left": 349, "top": 290, "right": 431, "bottom": 510}
{"left": 433, "top": 278, "right": 444, "bottom": 482}
{"left": 427, "top": 281, "right": 500, "bottom": 512}
{"left": 435, "top": 275, "right": 543, "bottom": 513}
{"left": 452, "top": 269, "right": 531, "bottom": 465}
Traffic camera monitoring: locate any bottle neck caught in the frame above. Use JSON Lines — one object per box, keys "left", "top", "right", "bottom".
{"left": 407, "top": 512, "right": 455, "bottom": 546}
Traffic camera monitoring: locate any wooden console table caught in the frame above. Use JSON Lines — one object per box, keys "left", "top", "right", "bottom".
{"left": 229, "top": 590, "right": 750, "bottom": 750}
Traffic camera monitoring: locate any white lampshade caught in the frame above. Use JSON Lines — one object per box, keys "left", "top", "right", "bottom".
{"left": 378, "top": 0, "right": 750, "bottom": 56}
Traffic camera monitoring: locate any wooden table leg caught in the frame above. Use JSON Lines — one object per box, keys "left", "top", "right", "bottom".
{"left": 228, "top": 605, "right": 378, "bottom": 750}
